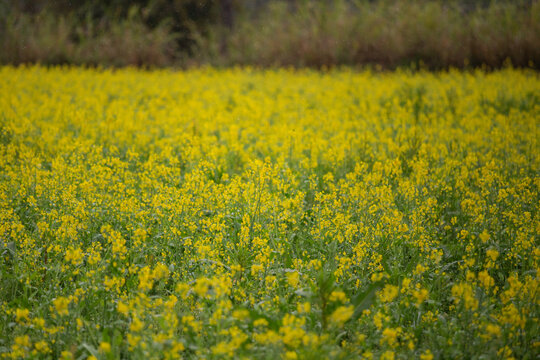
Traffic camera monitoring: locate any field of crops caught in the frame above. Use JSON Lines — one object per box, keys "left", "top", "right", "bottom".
{"left": 0, "top": 67, "right": 538, "bottom": 359}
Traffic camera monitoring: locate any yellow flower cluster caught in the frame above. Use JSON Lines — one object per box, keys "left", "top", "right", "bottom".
{"left": 0, "top": 66, "right": 538, "bottom": 359}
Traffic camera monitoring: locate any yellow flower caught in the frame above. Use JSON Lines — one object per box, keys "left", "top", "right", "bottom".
{"left": 127, "top": 334, "right": 141, "bottom": 350}
{"left": 478, "top": 270, "right": 495, "bottom": 289}
{"left": 253, "top": 330, "right": 281, "bottom": 344}
{"left": 414, "top": 264, "right": 426, "bottom": 275}
{"left": 152, "top": 263, "right": 169, "bottom": 280}
{"left": 33, "top": 317, "right": 45, "bottom": 329}
{"left": 329, "top": 290, "right": 348, "bottom": 303}
{"left": 401, "top": 278, "right": 411, "bottom": 294}
{"left": 212, "top": 342, "right": 234, "bottom": 357}
{"left": 15, "top": 308, "right": 30, "bottom": 323}
{"left": 484, "top": 324, "right": 502, "bottom": 339}
{"left": 172, "top": 341, "right": 185, "bottom": 353}
{"left": 499, "top": 303, "right": 525, "bottom": 329}
{"left": 14, "top": 335, "right": 30, "bottom": 347}
{"left": 99, "top": 342, "right": 111, "bottom": 353}
{"left": 65, "top": 247, "right": 84, "bottom": 266}
{"left": 251, "top": 263, "right": 264, "bottom": 276}
{"left": 254, "top": 318, "right": 268, "bottom": 327}
{"left": 479, "top": 229, "right": 490, "bottom": 243}
{"left": 232, "top": 309, "right": 250, "bottom": 321}
{"left": 412, "top": 287, "right": 429, "bottom": 306}
{"left": 60, "top": 350, "right": 73, "bottom": 359}
{"left": 130, "top": 317, "right": 144, "bottom": 332}
{"left": 451, "top": 283, "right": 478, "bottom": 310}
{"left": 286, "top": 271, "right": 300, "bottom": 288}
{"left": 285, "top": 351, "right": 298, "bottom": 359}
{"left": 330, "top": 305, "right": 354, "bottom": 326}
{"left": 297, "top": 302, "right": 311, "bottom": 314}
{"left": 381, "top": 327, "right": 401, "bottom": 347}
{"left": 107, "top": 229, "right": 127, "bottom": 259}
{"left": 138, "top": 266, "right": 154, "bottom": 292}
{"left": 34, "top": 341, "right": 50, "bottom": 353}
{"left": 379, "top": 285, "right": 399, "bottom": 303}
{"left": 53, "top": 296, "right": 70, "bottom": 316}
{"left": 373, "top": 311, "right": 388, "bottom": 330}
{"left": 486, "top": 249, "right": 499, "bottom": 261}
{"left": 193, "top": 277, "right": 211, "bottom": 297}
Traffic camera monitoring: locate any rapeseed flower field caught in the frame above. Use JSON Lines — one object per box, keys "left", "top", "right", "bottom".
{"left": 0, "top": 66, "right": 538, "bottom": 359}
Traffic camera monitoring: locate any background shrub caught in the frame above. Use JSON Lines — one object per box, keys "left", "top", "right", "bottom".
{"left": 1, "top": 0, "right": 539, "bottom": 68}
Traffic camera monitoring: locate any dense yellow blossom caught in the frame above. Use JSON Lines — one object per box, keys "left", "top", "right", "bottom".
{"left": 0, "top": 66, "right": 538, "bottom": 359}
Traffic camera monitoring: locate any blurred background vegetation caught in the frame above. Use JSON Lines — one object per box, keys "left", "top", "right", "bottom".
{"left": 1, "top": 0, "right": 539, "bottom": 69}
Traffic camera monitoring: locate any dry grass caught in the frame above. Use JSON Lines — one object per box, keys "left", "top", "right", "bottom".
{"left": 0, "top": 9, "right": 177, "bottom": 67}
{"left": 1, "top": 1, "right": 539, "bottom": 69}
{"left": 195, "top": 0, "right": 540, "bottom": 69}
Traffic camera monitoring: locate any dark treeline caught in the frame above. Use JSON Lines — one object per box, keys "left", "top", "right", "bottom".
{"left": 1, "top": 0, "right": 539, "bottom": 69}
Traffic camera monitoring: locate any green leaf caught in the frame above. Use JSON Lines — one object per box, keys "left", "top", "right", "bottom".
{"left": 81, "top": 343, "right": 99, "bottom": 358}
{"left": 351, "top": 281, "right": 383, "bottom": 320}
